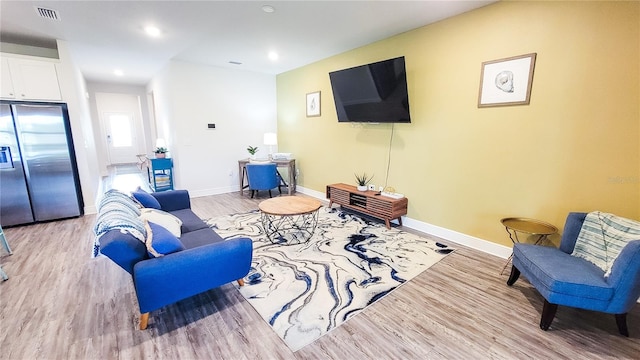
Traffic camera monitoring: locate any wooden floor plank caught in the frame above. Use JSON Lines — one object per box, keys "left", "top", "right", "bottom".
{"left": 1, "top": 170, "right": 639, "bottom": 359}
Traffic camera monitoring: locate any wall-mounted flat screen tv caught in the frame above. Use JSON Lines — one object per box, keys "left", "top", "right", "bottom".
{"left": 329, "top": 56, "right": 411, "bottom": 123}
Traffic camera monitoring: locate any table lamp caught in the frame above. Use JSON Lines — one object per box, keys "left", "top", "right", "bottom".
{"left": 263, "top": 132, "right": 277, "bottom": 160}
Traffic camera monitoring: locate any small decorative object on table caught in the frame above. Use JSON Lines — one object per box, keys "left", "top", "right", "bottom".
{"left": 247, "top": 146, "right": 258, "bottom": 160}
{"left": 354, "top": 173, "right": 373, "bottom": 192}
{"left": 154, "top": 146, "right": 167, "bottom": 159}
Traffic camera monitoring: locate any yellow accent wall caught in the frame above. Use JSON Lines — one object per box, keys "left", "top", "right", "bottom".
{"left": 276, "top": 1, "right": 639, "bottom": 247}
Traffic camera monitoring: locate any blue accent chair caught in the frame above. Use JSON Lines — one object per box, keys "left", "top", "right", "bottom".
{"left": 246, "top": 163, "right": 280, "bottom": 198}
{"left": 507, "top": 212, "right": 640, "bottom": 336}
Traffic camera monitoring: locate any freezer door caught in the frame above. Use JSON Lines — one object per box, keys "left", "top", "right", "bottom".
{"left": 13, "top": 104, "right": 82, "bottom": 222}
{"left": 0, "top": 104, "right": 34, "bottom": 226}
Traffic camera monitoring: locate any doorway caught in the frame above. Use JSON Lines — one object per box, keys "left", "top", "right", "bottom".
{"left": 96, "top": 92, "right": 145, "bottom": 165}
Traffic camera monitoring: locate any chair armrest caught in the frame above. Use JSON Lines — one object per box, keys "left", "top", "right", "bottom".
{"left": 133, "top": 237, "right": 253, "bottom": 313}
{"left": 559, "top": 212, "right": 588, "bottom": 254}
{"left": 606, "top": 240, "right": 640, "bottom": 313}
{"left": 151, "top": 190, "right": 191, "bottom": 212}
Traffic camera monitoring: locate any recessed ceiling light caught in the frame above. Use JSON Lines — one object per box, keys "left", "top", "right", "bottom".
{"left": 144, "top": 25, "right": 161, "bottom": 38}
{"left": 262, "top": 5, "right": 275, "bottom": 13}
{"left": 268, "top": 51, "right": 279, "bottom": 61}
{"left": 114, "top": 69, "right": 124, "bottom": 76}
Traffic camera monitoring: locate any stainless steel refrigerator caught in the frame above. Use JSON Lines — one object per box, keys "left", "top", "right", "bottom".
{"left": 0, "top": 101, "right": 83, "bottom": 227}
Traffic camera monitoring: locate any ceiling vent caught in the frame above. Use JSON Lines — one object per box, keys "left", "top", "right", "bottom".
{"left": 35, "top": 7, "right": 60, "bottom": 21}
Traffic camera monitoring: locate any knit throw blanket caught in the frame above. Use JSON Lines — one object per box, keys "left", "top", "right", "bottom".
{"left": 571, "top": 211, "right": 640, "bottom": 277}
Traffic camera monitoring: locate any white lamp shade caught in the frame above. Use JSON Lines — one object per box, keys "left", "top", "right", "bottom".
{"left": 263, "top": 132, "right": 278, "bottom": 146}
{"left": 155, "top": 138, "right": 166, "bottom": 148}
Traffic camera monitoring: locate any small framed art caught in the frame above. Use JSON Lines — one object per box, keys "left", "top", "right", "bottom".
{"left": 478, "top": 53, "right": 537, "bottom": 108}
{"left": 306, "top": 91, "right": 321, "bottom": 117}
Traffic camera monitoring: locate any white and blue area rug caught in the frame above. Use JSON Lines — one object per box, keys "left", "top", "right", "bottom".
{"left": 208, "top": 207, "right": 454, "bottom": 351}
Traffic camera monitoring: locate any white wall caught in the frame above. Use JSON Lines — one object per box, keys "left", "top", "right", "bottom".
{"left": 147, "top": 60, "right": 277, "bottom": 196}
{"left": 55, "top": 40, "right": 100, "bottom": 214}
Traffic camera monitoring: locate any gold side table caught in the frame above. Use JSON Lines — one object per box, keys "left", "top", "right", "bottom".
{"left": 500, "top": 217, "right": 558, "bottom": 275}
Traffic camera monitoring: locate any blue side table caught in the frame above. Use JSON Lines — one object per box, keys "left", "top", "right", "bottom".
{"left": 148, "top": 158, "right": 174, "bottom": 192}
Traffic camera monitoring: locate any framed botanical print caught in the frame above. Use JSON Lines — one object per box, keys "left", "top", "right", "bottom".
{"left": 478, "top": 53, "right": 537, "bottom": 108}
{"left": 306, "top": 91, "right": 321, "bottom": 117}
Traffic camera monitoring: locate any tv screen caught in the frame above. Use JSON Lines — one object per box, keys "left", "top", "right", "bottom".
{"left": 329, "top": 56, "right": 411, "bottom": 123}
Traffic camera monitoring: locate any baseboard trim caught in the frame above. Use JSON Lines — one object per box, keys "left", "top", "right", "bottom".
{"left": 297, "top": 186, "right": 512, "bottom": 260}
{"left": 189, "top": 185, "right": 238, "bottom": 198}
{"left": 84, "top": 205, "right": 97, "bottom": 215}
{"left": 402, "top": 217, "right": 512, "bottom": 259}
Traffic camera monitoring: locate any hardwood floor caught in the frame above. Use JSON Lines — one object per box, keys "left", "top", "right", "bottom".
{"left": 1, "top": 171, "right": 638, "bottom": 359}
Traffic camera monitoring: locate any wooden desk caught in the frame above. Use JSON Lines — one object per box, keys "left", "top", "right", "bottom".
{"left": 238, "top": 158, "right": 296, "bottom": 196}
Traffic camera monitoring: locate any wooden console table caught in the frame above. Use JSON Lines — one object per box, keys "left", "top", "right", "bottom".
{"left": 238, "top": 158, "right": 296, "bottom": 196}
{"left": 326, "top": 183, "right": 408, "bottom": 229}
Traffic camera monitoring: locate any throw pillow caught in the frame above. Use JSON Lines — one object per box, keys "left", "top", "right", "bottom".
{"left": 139, "top": 208, "right": 182, "bottom": 237}
{"left": 131, "top": 187, "right": 161, "bottom": 209}
{"left": 144, "top": 221, "right": 185, "bottom": 258}
{"left": 571, "top": 211, "right": 640, "bottom": 277}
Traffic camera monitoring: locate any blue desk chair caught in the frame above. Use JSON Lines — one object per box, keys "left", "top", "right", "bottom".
{"left": 245, "top": 163, "right": 280, "bottom": 198}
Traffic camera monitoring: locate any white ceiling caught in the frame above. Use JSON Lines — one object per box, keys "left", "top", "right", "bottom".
{"left": 0, "top": 1, "right": 495, "bottom": 85}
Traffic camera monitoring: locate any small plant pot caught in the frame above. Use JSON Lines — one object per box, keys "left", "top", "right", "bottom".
{"left": 357, "top": 185, "right": 367, "bottom": 191}
{"left": 155, "top": 153, "right": 166, "bottom": 159}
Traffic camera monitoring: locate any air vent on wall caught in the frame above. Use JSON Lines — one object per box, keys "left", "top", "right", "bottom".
{"left": 35, "top": 7, "right": 60, "bottom": 21}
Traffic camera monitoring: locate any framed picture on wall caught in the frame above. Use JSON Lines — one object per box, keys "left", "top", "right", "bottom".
{"left": 306, "top": 91, "right": 321, "bottom": 117}
{"left": 478, "top": 53, "right": 537, "bottom": 108}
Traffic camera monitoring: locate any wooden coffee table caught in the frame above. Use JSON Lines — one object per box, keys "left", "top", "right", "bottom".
{"left": 258, "top": 197, "right": 323, "bottom": 245}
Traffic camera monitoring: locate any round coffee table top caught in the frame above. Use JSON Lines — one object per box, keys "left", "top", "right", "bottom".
{"left": 500, "top": 217, "right": 558, "bottom": 235}
{"left": 259, "top": 196, "right": 322, "bottom": 216}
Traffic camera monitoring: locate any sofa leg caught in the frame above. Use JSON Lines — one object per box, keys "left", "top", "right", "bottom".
{"left": 237, "top": 278, "right": 245, "bottom": 286}
{"left": 615, "top": 313, "right": 629, "bottom": 337}
{"left": 140, "top": 312, "right": 149, "bottom": 330}
{"left": 540, "top": 300, "right": 558, "bottom": 330}
{"left": 506, "top": 266, "right": 521, "bottom": 286}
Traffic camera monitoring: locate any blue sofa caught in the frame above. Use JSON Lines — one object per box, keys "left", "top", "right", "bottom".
{"left": 507, "top": 212, "right": 640, "bottom": 336}
{"left": 96, "top": 189, "right": 253, "bottom": 329}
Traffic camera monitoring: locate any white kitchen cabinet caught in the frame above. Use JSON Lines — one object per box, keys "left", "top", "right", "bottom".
{"left": 1, "top": 56, "right": 62, "bottom": 101}
{"left": 0, "top": 58, "right": 16, "bottom": 99}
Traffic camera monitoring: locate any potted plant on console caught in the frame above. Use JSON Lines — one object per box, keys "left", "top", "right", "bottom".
{"left": 154, "top": 146, "right": 168, "bottom": 159}
{"left": 247, "top": 146, "right": 259, "bottom": 160}
{"left": 355, "top": 173, "right": 373, "bottom": 192}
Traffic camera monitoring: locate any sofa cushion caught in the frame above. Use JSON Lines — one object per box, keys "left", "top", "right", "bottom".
{"left": 170, "top": 209, "right": 209, "bottom": 233}
{"left": 179, "top": 227, "right": 225, "bottom": 249}
{"left": 132, "top": 187, "right": 161, "bottom": 209}
{"left": 515, "top": 243, "right": 613, "bottom": 301}
{"left": 571, "top": 211, "right": 640, "bottom": 276}
{"left": 145, "top": 221, "right": 185, "bottom": 258}
{"left": 139, "top": 208, "right": 182, "bottom": 237}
